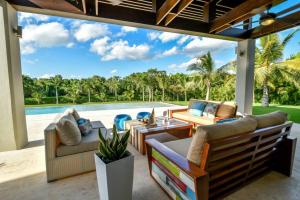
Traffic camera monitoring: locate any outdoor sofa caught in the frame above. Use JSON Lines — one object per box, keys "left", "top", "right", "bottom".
{"left": 146, "top": 111, "right": 296, "bottom": 200}
{"left": 169, "top": 99, "right": 238, "bottom": 126}
{"left": 44, "top": 110, "right": 106, "bottom": 182}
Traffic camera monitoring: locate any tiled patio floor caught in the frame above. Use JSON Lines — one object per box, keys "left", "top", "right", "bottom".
{"left": 0, "top": 108, "right": 299, "bottom": 200}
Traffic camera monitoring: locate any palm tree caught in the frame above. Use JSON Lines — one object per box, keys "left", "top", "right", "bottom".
{"left": 187, "top": 51, "right": 216, "bottom": 100}
{"left": 155, "top": 71, "right": 168, "bottom": 102}
{"left": 32, "top": 79, "right": 45, "bottom": 104}
{"left": 255, "top": 30, "right": 300, "bottom": 106}
{"left": 66, "top": 80, "right": 80, "bottom": 104}
{"left": 51, "top": 75, "right": 62, "bottom": 104}
{"left": 107, "top": 76, "right": 119, "bottom": 101}
{"left": 82, "top": 78, "right": 93, "bottom": 103}
{"left": 222, "top": 30, "right": 300, "bottom": 107}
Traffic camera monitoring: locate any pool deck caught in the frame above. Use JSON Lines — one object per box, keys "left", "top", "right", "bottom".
{"left": 1, "top": 106, "right": 300, "bottom": 200}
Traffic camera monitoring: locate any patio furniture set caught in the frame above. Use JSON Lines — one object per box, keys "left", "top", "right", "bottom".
{"left": 44, "top": 99, "right": 297, "bottom": 200}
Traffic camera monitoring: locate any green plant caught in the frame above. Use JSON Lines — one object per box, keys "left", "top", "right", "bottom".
{"left": 97, "top": 125, "right": 130, "bottom": 164}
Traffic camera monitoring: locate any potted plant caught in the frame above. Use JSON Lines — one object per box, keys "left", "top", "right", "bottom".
{"left": 94, "top": 125, "right": 134, "bottom": 200}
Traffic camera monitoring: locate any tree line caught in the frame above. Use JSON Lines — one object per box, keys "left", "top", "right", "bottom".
{"left": 23, "top": 31, "right": 300, "bottom": 107}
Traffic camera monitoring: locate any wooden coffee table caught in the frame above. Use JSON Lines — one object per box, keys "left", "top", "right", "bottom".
{"left": 125, "top": 117, "right": 193, "bottom": 154}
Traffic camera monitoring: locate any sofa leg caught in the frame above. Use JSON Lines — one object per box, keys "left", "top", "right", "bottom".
{"left": 272, "top": 136, "right": 297, "bottom": 177}
{"left": 195, "top": 174, "right": 209, "bottom": 200}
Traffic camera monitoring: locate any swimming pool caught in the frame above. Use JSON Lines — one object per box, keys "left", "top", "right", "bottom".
{"left": 25, "top": 102, "right": 175, "bottom": 115}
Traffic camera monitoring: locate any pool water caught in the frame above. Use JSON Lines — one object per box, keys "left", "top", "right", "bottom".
{"left": 25, "top": 102, "right": 175, "bottom": 115}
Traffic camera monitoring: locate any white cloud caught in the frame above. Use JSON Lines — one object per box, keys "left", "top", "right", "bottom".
{"left": 168, "top": 58, "right": 197, "bottom": 70}
{"left": 148, "top": 32, "right": 160, "bottom": 40}
{"left": 158, "top": 32, "right": 181, "bottom": 43}
{"left": 121, "top": 26, "right": 138, "bottom": 33}
{"left": 74, "top": 23, "right": 109, "bottom": 42}
{"left": 90, "top": 37, "right": 110, "bottom": 56}
{"left": 162, "top": 47, "right": 178, "bottom": 57}
{"left": 148, "top": 31, "right": 185, "bottom": 43}
{"left": 39, "top": 74, "right": 54, "bottom": 79}
{"left": 19, "top": 12, "right": 49, "bottom": 23}
{"left": 111, "top": 69, "right": 117, "bottom": 74}
{"left": 116, "top": 26, "right": 138, "bottom": 37}
{"left": 183, "top": 37, "right": 236, "bottom": 56}
{"left": 20, "top": 22, "right": 70, "bottom": 54}
{"left": 103, "top": 40, "right": 150, "bottom": 61}
{"left": 66, "top": 42, "right": 75, "bottom": 48}
{"left": 90, "top": 38, "right": 150, "bottom": 61}
{"left": 178, "top": 35, "right": 192, "bottom": 45}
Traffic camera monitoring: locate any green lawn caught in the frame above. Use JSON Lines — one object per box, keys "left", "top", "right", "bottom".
{"left": 168, "top": 101, "right": 300, "bottom": 123}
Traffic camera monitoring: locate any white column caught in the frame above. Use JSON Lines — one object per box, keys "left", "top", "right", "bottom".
{"left": 235, "top": 39, "right": 255, "bottom": 115}
{"left": 0, "top": 0, "right": 28, "bottom": 151}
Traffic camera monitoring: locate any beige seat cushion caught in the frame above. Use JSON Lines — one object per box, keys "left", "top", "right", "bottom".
{"left": 56, "top": 127, "right": 105, "bottom": 157}
{"left": 251, "top": 111, "right": 288, "bottom": 129}
{"left": 216, "top": 102, "right": 237, "bottom": 118}
{"left": 173, "top": 111, "right": 215, "bottom": 125}
{"left": 187, "top": 117, "right": 257, "bottom": 165}
{"left": 64, "top": 108, "right": 81, "bottom": 121}
{"left": 56, "top": 113, "right": 81, "bottom": 146}
{"left": 163, "top": 138, "right": 192, "bottom": 157}
{"left": 146, "top": 132, "right": 179, "bottom": 143}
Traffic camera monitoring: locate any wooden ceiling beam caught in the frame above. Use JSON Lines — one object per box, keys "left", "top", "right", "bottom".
{"left": 15, "top": 0, "right": 84, "bottom": 14}
{"left": 165, "top": 0, "right": 193, "bottom": 26}
{"left": 249, "top": 11, "right": 300, "bottom": 39}
{"left": 156, "top": 0, "right": 181, "bottom": 25}
{"left": 209, "top": 0, "right": 277, "bottom": 34}
{"left": 203, "top": 0, "right": 217, "bottom": 23}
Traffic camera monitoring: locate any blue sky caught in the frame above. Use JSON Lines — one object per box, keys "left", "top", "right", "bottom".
{"left": 19, "top": 0, "right": 300, "bottom": 79}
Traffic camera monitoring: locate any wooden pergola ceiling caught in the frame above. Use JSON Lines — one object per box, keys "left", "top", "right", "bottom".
{"left": 6, "top": 0, "right": 300, "bottom": 41}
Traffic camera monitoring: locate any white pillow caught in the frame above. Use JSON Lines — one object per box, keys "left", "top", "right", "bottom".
{"left": 56, "top": 113, "right": 81, "bottom": 146}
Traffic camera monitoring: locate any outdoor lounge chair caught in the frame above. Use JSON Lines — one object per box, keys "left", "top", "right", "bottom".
{"left": 146, "top": 112, "right": 297, "bottom": 200}
{"left": 170, "top": 99, "right": 238, "bottom": 126}
{"left": 44, "top": 113, "right": 107, "bottom": 182}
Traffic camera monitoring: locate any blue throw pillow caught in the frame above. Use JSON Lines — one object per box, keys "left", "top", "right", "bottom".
{"left": 216, "top": 118, "right": 238, "bottom": 124}
{"left": 189, "top": 102, "right": 206, "bottom": 116}
{"left": 77, "top": 118, "right": 87, "bottom": 125}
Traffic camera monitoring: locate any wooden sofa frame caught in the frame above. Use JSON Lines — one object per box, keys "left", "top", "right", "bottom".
{"left": 146, "top": 122, "right": 296, "bottom": 199}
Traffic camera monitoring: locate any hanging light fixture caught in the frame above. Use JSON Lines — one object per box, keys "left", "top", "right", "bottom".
{"left": 260, "top": 12, "right": 276, "bottom": 26}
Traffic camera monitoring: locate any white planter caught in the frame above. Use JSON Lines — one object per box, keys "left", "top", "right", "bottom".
{"left": 94, "top": 153, "right": 134, "bottom": 200}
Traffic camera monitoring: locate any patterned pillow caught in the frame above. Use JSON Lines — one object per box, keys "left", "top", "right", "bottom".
{"left": 188, "top": 102, "right": 207, "bottom": 116}
{"left": 203, "top": 103, "right": 218, "bottom": 118}
{"left": 77, "top": 118, "right": 93, "bottom": 136}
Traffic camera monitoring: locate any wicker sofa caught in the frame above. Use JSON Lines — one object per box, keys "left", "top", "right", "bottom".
{"left": 146, "top": 111, "right": 297, "bottom": 200}
{"left": 44, "top": 118, "right": 106, "bottom": 182}
{"left": 170, "top": 99, "right": 238, "bottom": 126}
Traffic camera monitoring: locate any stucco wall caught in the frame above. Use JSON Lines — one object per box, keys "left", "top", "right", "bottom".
{"left": 0, "top": 0, "right": 28, "bottom": 151}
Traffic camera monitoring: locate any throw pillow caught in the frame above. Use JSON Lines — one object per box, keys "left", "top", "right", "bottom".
{"left": 64, "top": 108, "right": 81, "bottom": 121}
{"left": 56, "top": 113, "right": 81, "bottom": 146}
{"left": 250, "top": 111, "right": 288, "bottom": 129}
{"left": 188, "top": 101, "right": 207, "bottom": 116}
{"left": 216, "top": 103, "right": 237, "bottom": 118}
{"left": 187, "top": 117, "right": 257, "bottom": 165}
{"left": 77, "top": 118, "right": 93, "bottom": 136}
{"left": 203, "top": 103, "right": 219, "bottom": 118}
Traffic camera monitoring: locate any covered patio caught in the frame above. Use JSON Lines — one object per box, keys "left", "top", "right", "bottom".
{"left": 1, "top": 0, "right": 300, "bottom": 199}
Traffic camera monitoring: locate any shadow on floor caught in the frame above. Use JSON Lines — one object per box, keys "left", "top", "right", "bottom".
{"left": 24, "top": 139, "right": 45, "bottom": 149}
